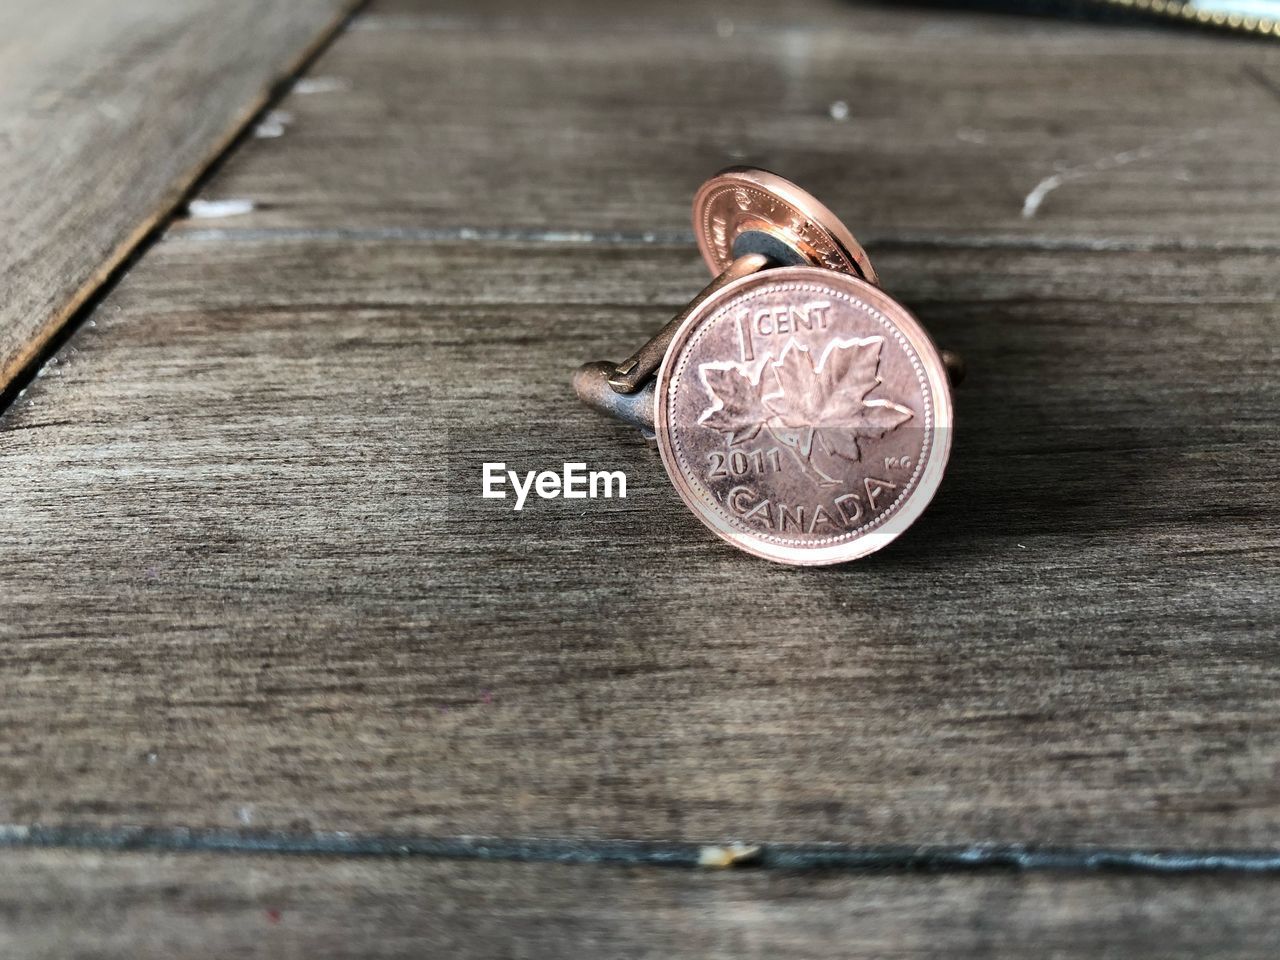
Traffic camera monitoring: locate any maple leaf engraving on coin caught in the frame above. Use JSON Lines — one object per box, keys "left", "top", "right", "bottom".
{"left": 697, "top": 358, "right": 772, "bottom": 446}
{"left": 698, "top": 337, "right": 914, "bottom": 483}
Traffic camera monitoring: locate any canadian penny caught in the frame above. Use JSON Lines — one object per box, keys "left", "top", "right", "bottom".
{"left": 655, "top": 266, "right": 951, "bottom": 565}
{"left": 692, "top": 167, "right": 878, "bottom": 284}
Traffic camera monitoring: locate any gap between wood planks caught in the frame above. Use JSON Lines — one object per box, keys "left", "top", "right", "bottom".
{"left": 0, "top": 0, "right": 375, "bottom": 420}
{"left": 3, "top": 826, "right": 1280, "bottom": 874}
{"left": 167, "top": 225, "right": 1280, "bottom": 254}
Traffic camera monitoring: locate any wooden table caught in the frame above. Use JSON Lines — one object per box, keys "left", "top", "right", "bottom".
{"left": 1, "top": 0, "right": 1278, "bottom": 955}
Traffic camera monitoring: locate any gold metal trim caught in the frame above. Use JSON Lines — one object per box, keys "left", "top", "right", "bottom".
{"left": 1095, "top": 0, "right": 1280, "bottom": 37}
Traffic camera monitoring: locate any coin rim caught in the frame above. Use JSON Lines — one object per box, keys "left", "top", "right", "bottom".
{"left": 654, "top": 266, "right": 952, "bottom": 566}
{"left": 691, "top": 166, "right": 878, "bottom": 284}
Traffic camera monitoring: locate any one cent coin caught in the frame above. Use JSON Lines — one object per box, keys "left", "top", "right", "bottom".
{"left": 655, "top": 266, "right": 952, "bottom": 565}
{"left": 692, "top": 167, "right": 878, "bottom": 284}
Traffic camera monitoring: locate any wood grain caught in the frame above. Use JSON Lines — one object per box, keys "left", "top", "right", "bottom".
{"left": 0, "top": 235, "right": 1274, "bottom": 845}
{"left": 172, "top": 0, "right": 1280, "bottom": 244}
{"left": 2, "top": 850, "right": 1279, "bottom": 959}
{"left": 3, "top": 0, "right": 1279, "bottom": 949}
{"left": 0, "top": 0, "right": 358, "bottom": 393}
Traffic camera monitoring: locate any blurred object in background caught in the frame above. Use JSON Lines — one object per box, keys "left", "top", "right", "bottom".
{"left": 902, "top": 0, "right": 1280, "bottom": 37}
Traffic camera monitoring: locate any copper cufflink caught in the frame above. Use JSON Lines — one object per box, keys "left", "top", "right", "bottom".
{"left": 574, "top": 168, "right": 961, "bottom": 566}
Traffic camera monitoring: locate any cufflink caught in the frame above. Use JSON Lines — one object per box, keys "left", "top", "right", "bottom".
{"left": 575, "top": 168, "right": 960, "bottom": 565}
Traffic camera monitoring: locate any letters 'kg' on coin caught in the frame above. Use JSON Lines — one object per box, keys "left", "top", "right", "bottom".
{"left": 574, "top": 168, "right": 959, "bottom": 566}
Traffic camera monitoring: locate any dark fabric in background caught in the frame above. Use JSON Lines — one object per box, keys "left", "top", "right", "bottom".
{"left": 902, "top": 0, "right": 1150, "bottom": 22}
{"left": 897, "top": 0, "right": 1259, "bottom": 31}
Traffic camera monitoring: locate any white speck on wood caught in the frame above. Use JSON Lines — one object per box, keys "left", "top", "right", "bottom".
{"left": 294, "top": 76, "right": 351, "bottom": 94}
{"left": 253, "top": 109, "right": 293, "bottom": 138}
{"left": 697, "top": 842, "right": 761, "bottom": 868}
{"left": 1022, "top": 172, "right": 1068, "bottom": 220}
{"left": 187, "top": 198, "right": 255, "bottom": 219}
{"left": 1021, "top": 129, "right": 1212, "bottom": 219}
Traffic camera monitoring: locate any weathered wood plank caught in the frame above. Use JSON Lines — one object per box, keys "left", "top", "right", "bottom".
{"left": 173, "top": 0, "right": 1280, "bottom": 244}
{"left": 0, "top": 0, "right": 358, "bottom": 393}
{"left": 0, "top": 235, "right": 1274, "bottom": 844}
{"left": 1, "top": 850, "right": 1278, "bottom": 959}
{"left": 2, "top": 4, "right": 1278, "bottom": 949}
